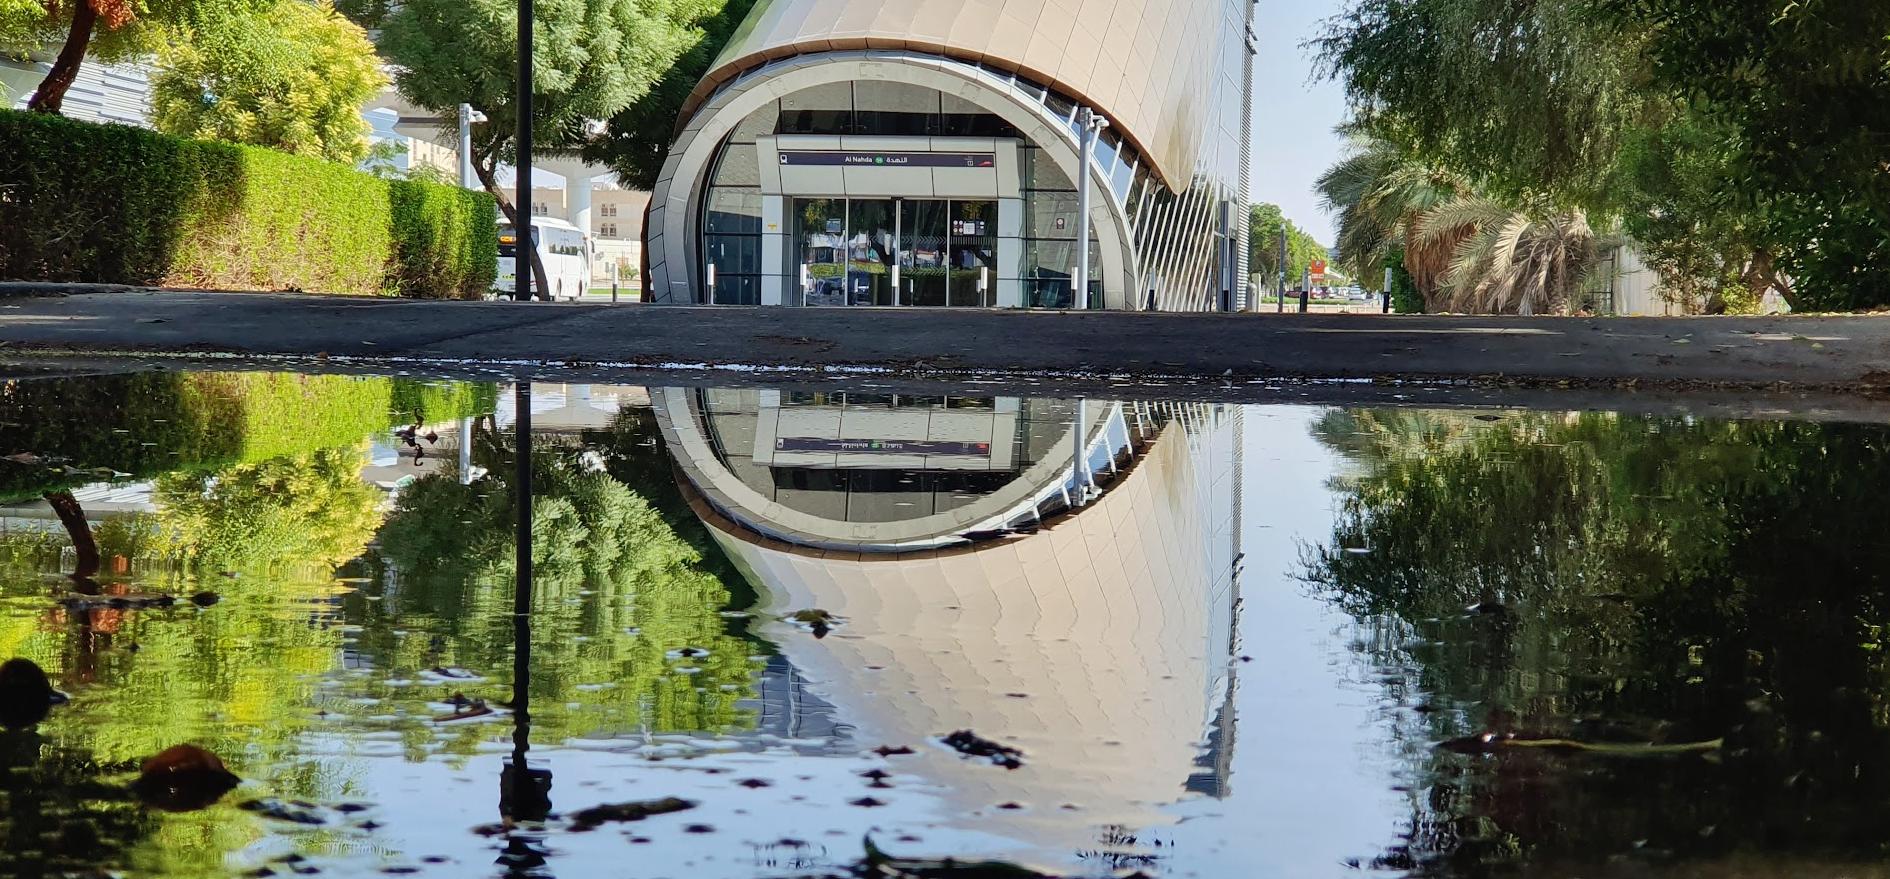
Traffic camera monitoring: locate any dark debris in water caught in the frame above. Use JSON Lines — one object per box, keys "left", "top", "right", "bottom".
{"left": 133, "top": 744, "right": 242, "bottom": 812}
{"left": 239, "top": 798, "right": 327, "bottom": 825}
{"left": 941, "top": 730, "right": 1024, "bottom": 770}
{"left": 0, "top": 657, "right": 67, "bottom": 729}
{"left": 567, "top": 796, "right": 695, "bottom": 831}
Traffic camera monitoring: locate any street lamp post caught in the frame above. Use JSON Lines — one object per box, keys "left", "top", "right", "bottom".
{"left": 1073, "top": 107, "right": 1109, "bottom": 311}
{"left": 513, "top": 0, "right": 533, "bottom": 303}
{"left": 458, "top": 104, "right": 487, "bottom": 191}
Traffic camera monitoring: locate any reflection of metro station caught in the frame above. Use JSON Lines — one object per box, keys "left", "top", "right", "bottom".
{"left": 646, "top": 0, "right": 1255, "bottom": 311}
{"left": 654, "top": 388, "right": 1244, "bottom": 851}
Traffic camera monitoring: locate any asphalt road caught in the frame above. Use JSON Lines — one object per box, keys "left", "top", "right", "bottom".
{"left": 3, "top": 287, "right": 1889, "bottom": 394}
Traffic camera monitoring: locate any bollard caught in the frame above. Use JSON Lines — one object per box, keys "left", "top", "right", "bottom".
{"left": 1298, "top": 290, "right": 1309, "bottom": 313}
{"left": 1382, "top": 290, "right": 1390, "bottom": 313}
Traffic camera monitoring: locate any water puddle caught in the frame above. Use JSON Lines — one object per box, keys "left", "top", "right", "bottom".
{"left": 0, "top": 372, "right": 1885, "bottom": 877}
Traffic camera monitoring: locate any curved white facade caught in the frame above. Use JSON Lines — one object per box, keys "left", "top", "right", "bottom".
{"left": 644, "top": 0, "right": 1253, "bottom": 311}
{"left": 654, "top": 389, "right": 1245, "bottom": 853}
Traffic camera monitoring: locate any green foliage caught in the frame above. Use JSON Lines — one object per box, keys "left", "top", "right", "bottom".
{"left": 1594, "top": 0, "right": 1890, "bottom": 311}
{"left": 585, "top": 0, "right": 760, "bottom": 189}
{"left": 1246, "top": 202, "right": 1328, "bottom": 290}
{"left": 1313, "top": 0, "right": 1653, "bottom": 205}
{"left": 153, "top": 447, "right": 382, "bottom": 570}
{"left": 1305, "top": 409, "right": 1890, "bottom": 869}
{"left": 373, "top": 429, "right": 761, "bottom": 739}
{"left": 0, "top": 372, "right": 496, "bottom": 501}
{"left": 151, "top": 0, "right": 387, "bottom": 163}
{"left": 0, "top": 109, "right": 496, "bottom": 298}
{"left": 378, "top": 0, "right": 714, "bottom": 182}
{"left": 1319, "top": 0, "right": 1890, "bottom": 310}
{"left": 387, "top": 179, "right": 501, "bottom": 299}
{"left": 1383, "top": 248, "right": 1421, "bottom": 313}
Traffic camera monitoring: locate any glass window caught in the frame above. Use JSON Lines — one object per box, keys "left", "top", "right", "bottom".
{"left": 704, "top": 188, "right": 762, "bottom": 234}
{"left": 711, "top": 144, "right": 761, "bottom": 186}
{"left": 710, "top": 275, "right": 759, "bottom": 305}
{"left": 854, "top": 81, "right": 939, "bottom": 136}
{"left": 705, "top": 233, "right": 760, "bottom": 275}
{"left": 1026, "top": 192, "right": 1080, "bottom": 239}
{"left": 1019, "top": 147, "right": 1074, "bottom": 191}
{"left": 728, "top": 101, "right": 778, "bottom": 142}
{"left": 779, "top": 82, "right": 853, "bottom": 134}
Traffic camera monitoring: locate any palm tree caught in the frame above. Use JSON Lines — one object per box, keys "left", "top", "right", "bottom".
{"left": 1316, "top": 137, "right": 1467, "bottom": 309}
{"left": 1417, "top": 197, "right": 1618, "bottom": 315}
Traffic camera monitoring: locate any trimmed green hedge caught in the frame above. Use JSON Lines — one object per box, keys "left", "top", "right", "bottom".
{"left": 0, "top": 109, "right": 496, "bottom": 298}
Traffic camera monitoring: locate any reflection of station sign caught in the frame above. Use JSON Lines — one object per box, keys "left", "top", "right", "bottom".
{"left": 777, "top": 438, "right": 992, "bottom": 456}
{"left": 755, "top": 404, "right": 1019, "bottom": 471}
{"left": 780, "top": 151, "right": 996, "bottom": 168}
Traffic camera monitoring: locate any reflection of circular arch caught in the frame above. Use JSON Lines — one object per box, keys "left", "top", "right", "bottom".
{"left": 647, "top": 50, "right": 1138, "bottom": 307}
{"left": 688, "top": 418, "right": 1241, "bottom": 859}
{"left": 651, "top": 389, "right": 1138, "bottom": 551}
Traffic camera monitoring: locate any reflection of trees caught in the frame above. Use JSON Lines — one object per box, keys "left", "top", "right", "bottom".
{"left": 1305, "top": 410, "right": 1890, "bottom": 874}
{"left": 0, "top": 373, "right": 495, "bottom": 877}
{"left": 0, "top": 372, "right": 497, "bottom": 502}
{"left": 154, "top": 447, "right": 383, "bottom": 571}
{"left": 367, "top": 415, "right": 759, "bottom": 747}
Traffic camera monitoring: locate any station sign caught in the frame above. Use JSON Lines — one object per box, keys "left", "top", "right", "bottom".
{"left": 780, "top": 151, "right": 996, "bottom": 168}
{"left": 776, "top": 437, "right": 992, "bottom": 456}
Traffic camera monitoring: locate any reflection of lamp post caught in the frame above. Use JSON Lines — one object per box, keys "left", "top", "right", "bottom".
{"left": 497, "top": 382, "right": 551, "bottom": 870}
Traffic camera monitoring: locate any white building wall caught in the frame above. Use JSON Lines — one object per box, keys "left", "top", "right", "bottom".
{"left": 1610, "top": 246, "right": 1677, "bottom": 316}
{"left": 2, "top": 58, "right": 153, "bottom": 127}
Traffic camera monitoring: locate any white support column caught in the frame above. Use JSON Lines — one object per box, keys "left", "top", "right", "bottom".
{"left": 567, "top": 175, "right": 595, "bottom": 241}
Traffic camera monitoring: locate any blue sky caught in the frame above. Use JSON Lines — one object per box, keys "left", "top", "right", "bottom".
{"left": 1248, "top": 0, "right": 1352, "bottom": 244}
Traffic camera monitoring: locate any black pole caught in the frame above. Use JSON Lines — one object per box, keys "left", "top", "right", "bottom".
{"left": 513, "top": 0, "right": 532, "bottom": 303}
{"left": 498, "top": 381, "right": 550, "bottom": 828}
{"left": 1275, "top": 229, "right": 1287, "bottom": 313}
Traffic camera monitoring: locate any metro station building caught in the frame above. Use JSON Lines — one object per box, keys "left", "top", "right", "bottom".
{"left": 646, "top": 0, "right": 1256, "bottom": 310}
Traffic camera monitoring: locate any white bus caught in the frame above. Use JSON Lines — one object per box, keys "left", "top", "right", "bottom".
{"left": 496, "top": 217, "right": 592, "bottom": 300}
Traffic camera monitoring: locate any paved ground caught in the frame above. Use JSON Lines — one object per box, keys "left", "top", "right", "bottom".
{"left": 3, "top": 287, "right": 1890, "bottom": 397}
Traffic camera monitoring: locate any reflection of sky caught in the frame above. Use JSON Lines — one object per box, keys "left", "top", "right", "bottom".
{"left": 1163, "top": 407, "right": 1407, "bottom": 876}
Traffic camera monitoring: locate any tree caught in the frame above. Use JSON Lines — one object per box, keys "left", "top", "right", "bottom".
{"left": 1246, "top": 202, "right": 1328, "bottom": 293}
{"left": 1316, "top": 136, "right": 1467, "bottom": 308}
{"left": 583, "top": 0, "right": 758, "bottom": 189}
{"left": 6, "top": 0, "right": 268, "bottom": 114}
{"left": 153, "top": 447, "right": 383, "bottom": 571}
{"left": 1312, "top": 0, "right": 1656, "bottom": 207}
{"left": 377, "top": 0, "right": 710, "bottom": 298}
{"left": 1303, "top": 410, "right": 1890, "bottom": 871}
{"left": 1418, "top": 196, "right": 1616, "bottom": 315}
{"left": 1593, "top": 0, "right": 1890, "bottom": 311}
{"left": 150, "top": 0, "right": 385, "bottom": 163}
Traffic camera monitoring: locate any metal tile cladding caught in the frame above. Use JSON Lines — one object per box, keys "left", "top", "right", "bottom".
{"left": 658, "top": 0, "right": 1255, "bottom": 310}
{"left": 691, "top": 0, "right": 1248, "bottom": 193}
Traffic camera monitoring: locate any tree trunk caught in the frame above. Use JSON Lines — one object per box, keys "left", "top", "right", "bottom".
{"left": 473, "top": 155, "right": 554, "bottom": 301}
{"left": 42, "top": 490, "right": 100, "bottom": 582}
{"left": 28, "top": 1, "right": 100, "bottom": 114}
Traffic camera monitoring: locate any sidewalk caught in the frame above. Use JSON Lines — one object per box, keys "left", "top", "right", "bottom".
{"left": 2, "top": 287, "right": 1888, "bottom": 393}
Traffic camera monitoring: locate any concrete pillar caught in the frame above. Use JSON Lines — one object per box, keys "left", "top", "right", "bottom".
{"left": 567, "top": 175, "right": 594, "bottom": 239}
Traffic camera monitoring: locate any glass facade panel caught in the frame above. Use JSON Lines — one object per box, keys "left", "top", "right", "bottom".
{"left": 847, "top": 199, "right": 897, "bottom": 306}
{"left": 704, "top": 188, "right": 762, "bottom": 234}
{"left": 1026, "top": 192, "right": 1079, "bottom": 239}
{"left": 711, "top": 144, "right": 761, "bottom": 186}
{"left": 948, "top": 200, "right": 997, "bottom": 307}
{"left": 900, "top": 199, "right": 949, "bottom": 307}
{"left": 779, "top": 82, "right": 853, "bottom": 134}
{"left": 855, "top": 81, "right": 942, "bottom": 136}
{"left": 796, "top": 198, "right": 847, "bottom": 306}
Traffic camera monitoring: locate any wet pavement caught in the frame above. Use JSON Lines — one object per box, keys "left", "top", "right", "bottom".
{"left": 1, "top": 371, "right": 1889, "bottom": 878}
{"left": 6, "top": 289, "right": 1890, "bottom": 391}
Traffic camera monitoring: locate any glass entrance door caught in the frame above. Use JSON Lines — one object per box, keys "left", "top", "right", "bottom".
{"left": 948, "top": 200, "right": 997, "bottom": 306}
{"left": 846, "top": 199, "right": 896, "bottom": 306}
{"left": 795, "top": 198, "right": 846, "bottom": 306}
{"left": 900, "top": 200, "right": 949, "bottom": 306}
